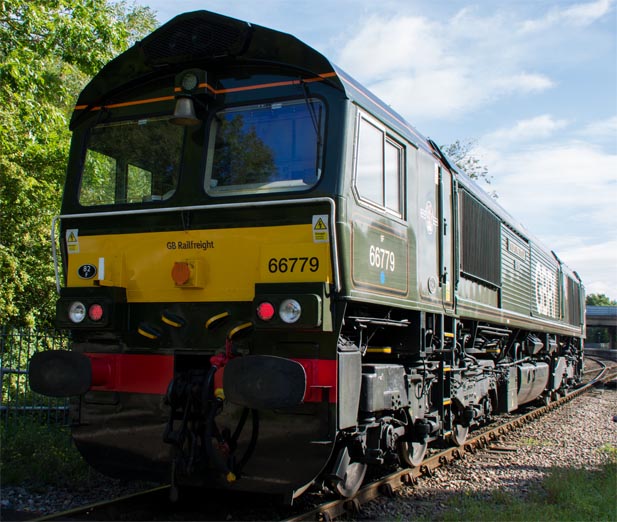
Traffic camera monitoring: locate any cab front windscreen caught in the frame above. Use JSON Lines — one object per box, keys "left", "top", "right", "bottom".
{"left": 78, "top": 117, "right": 184, "bottom": 207}
{"left": 205, "top": 98, "right": 324, "bottom": 196}
{"left": 76, "top": 98, "right": 324, "bottom": 207}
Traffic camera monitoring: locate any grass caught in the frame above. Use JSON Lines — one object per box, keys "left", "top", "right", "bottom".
{"left": 414, "top": 447, "right": 617, "bottom": 522}
{"left": 0, "top": 417, "right": 91, "bottom": 489}
{"left": 518, "top": 436, "right": 554, "bottom": 447}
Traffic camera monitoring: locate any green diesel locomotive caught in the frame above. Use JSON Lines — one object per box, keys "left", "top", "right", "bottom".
{"left": 30, "top": 10, "right": 584, "bottom": 502}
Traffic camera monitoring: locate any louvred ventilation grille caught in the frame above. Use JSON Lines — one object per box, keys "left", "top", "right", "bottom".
{"left": 142, "top": 16, "right": 250, "bottom": 64}
{"left": 460, "top": 189, "right": 502, "bottom": 287}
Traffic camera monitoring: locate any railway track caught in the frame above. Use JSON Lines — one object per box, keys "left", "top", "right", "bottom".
{"left": 32, "top": 357, "right": 615, "bottom": 522}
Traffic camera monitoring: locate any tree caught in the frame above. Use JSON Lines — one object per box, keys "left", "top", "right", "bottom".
{"left": 442, "top": 139, "right": 497, "bottom": 198}
{"left": 586, "top": 293, "right": 617, "bottom": 306}
{"left": 586, "top": 293, "right": 616, "bottom": 345}
{"left": 0, "top": 0, "right": 157, "bottom": 327}
{"left": 213, "top": 115, "right": 277, "bottom": 186}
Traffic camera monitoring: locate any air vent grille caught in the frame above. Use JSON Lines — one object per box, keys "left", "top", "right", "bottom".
{"left": 142, "top": 17, "right": 249, "bottom": 64}
{"left": 460, "top": 190, "right": 501, "bottom": 287}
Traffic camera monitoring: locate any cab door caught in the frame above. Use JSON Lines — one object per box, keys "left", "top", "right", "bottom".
{"left": 416, "top": 157, "right": 454, "bottom": 310}
{"left": 438, "top": 166, "right": 455, "bottom": 311}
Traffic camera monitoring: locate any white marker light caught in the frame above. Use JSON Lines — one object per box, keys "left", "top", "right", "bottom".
{"left": 68, "top": 301, "right": 86, "bottom": 323}
{"left": 279, "top": 299, "right": 301, "bottom": 324}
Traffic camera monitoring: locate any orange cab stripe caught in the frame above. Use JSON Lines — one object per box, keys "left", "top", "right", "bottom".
{"left": 213, "top": 79, "right": 304, "bottom": 94}
{"left": 75, "top": 72, "right": 338, "bottom": 111}
{"left": 202, "top": 72, "right": 338, "bottom": 94}
{"left": 75, "top": 95, "right": 176, "bottom": 111}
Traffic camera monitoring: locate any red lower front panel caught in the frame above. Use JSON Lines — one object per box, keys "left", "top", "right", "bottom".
{"left": 86, "top": 353, "right": 174, "bottom": 394}
{"left": 293, "top": 358, "right": 337, "bottom": 403}
{"left": 85, "top": 353, "right": 337, "bottom": 402}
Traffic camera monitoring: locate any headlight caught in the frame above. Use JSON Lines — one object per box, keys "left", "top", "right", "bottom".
{"left": 279, "top": 299, "right": 301, "bottom": 324}
{"left": 68, "top": 301, "right": 86, "bottom": 323}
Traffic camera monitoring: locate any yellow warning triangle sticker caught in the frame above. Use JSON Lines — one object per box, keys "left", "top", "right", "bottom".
{"left": 68, "top": 232, "right": 77, "bottom": 242}
{"left": 314, "top": 218, "right": 327, "bottom": 230}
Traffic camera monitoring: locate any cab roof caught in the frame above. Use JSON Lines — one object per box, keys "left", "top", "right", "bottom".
{"left": 72, "top": 10, "right": 427, "bottom": 149}
{"left": 73, "top": 10, "right": 342, "bottom": 120}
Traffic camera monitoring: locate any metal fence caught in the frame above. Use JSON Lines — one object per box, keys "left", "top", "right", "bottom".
{"left": 0, "top": 326, "right": 71, "bottom": 427}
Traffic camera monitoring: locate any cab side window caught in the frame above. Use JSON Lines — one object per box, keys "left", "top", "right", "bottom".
{"left": 355, "top": 114, "right": 404, "bottom": 216}
{"left": 385, "top": 139, "right": 402, "bottom": 213}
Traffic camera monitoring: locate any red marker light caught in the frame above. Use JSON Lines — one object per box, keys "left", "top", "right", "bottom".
{"left": 256, "top": 302, "right": 275, "bottom": 321}
{"left": 88, "top": 304, "right": 104, "bottom": 322}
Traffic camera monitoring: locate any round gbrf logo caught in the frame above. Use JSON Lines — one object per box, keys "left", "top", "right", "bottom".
{"left": 534, "top": 262, "right": 556, "bottom": 316}
{"left": 77, "top": 264, "right": 97, "bottom": 279}
{"left": 420, "top": 200, "right": 438, "bottom": 235}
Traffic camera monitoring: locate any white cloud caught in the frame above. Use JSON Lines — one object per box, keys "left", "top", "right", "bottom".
{"left": 485, "top": 115, "right": 569, "bottom": 144}
{"left": 520, "top": 0, "right": 615, "bottom": 33}
{"left": 547, "top": 238, "right": 617, "bottom": 297}
{"left": 335, "top": 12, "right": 556, "bottom": 121}
{"left": 492, "top": 73, "right": 555, "bottom": 94}
{"left": 563, "top": 0, "right": 615, "bottom": 24}
{"left": 337, "top": 16, "right": 445, "bottom": 81}
{"left": 492, "top": 142, "right": 617, "bottom": 220}
{"left": 368, "top": 70, "right": 482, "bottom": 120}
{"left": 579, "top": 115, "right": 617, "bottom": 142}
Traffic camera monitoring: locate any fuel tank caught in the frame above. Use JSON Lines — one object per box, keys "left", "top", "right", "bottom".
{"left": 517, "top": 362, "right": 549, "bottom": 405}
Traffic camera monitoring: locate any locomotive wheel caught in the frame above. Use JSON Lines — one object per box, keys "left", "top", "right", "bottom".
{"left": 398, "top": 439, "right": 428, "bottom": 467}
{"left": 451, "top": 424, "right": 469, "bottom": 446}
{"left": 333, "top": 461, "right": 367, "bottom": 498}
{"left": 330, "top": 447, "right": 367, "bottom": 498}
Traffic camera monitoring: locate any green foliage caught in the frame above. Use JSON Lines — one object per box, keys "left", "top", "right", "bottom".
{"left": 80, "top": 150, "right": 119, "bottom": 206}
{"left": 0, "top": 418, "right": 90, "bottom": 487}
{"left": 0, "top": 0, "right": 157, "bottom": 327}
{"left": 426, "top": 461, "right": 617, "bottom": 522}
{"left": 442, "top": 139, "right": 497, "bottom": 198}
{"left": 586, "top": 293, "right": 617, "bottom": 306}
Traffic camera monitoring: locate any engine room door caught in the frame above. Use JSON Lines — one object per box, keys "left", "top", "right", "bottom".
{"left": 438, "top": 166, "right": 454, "bottom": 311}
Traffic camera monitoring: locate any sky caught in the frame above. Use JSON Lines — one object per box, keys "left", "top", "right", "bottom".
{"left": 134, "top": 0, "right": 617, "bottom": 299}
